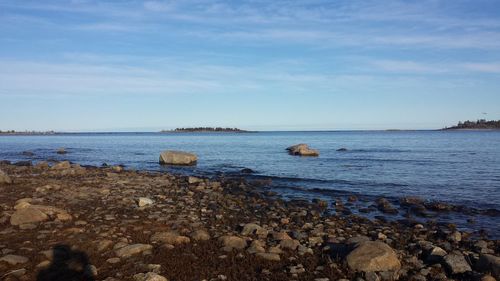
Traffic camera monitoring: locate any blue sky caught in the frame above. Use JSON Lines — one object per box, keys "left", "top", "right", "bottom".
{"left": 1, "top": 0, "right": 499, "bottom": 131}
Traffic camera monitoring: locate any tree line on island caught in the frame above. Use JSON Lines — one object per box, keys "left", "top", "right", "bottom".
{"left": 0, "top": 130, "right": 56, "bottom": 135}
{"left": 160, "top": 127, "right": 249, "bottom": 133}
{"left": 443, "top": 119, "right": 500, "bottom": 130}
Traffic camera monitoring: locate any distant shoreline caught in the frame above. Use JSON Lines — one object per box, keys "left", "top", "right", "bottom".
{"left": 2, "top": 129, "right": 500, "bottom": 136}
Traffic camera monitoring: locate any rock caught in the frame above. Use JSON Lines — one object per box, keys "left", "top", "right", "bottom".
{"left": 375, "top": 198, "right": 398, "bottom": 214}
{"left": 443, "top": 252, "right": 472, "bottom": 274}
{"left": 106, "top": 257, "right": 120, "bottom": 264}
{"left": 0, "top": 169, "right": 12, "bottom": 184}
{"left": 449, "top": 231, "right": 462, "bottom": 243}
{"left": 22, "top": 151, "right": 34, "bottom": 156}
{"left": 97, "top": 240, "right": 114, "bottom": 252}
{"left": 476, "top": 254, "right": 500, "bottom": 279}
{"left": 133, "top": 272, "right": 168, "bottom": 281}
{"left": 256, "top": 252, "right": 280, "bottom": 261}
{"left": 481, "top": 275, "right": 496, "bottom": 281}
{"left": 240, "top": 168, "right": 255, "bottom": 174}
{"left": 247, "top": 240, "right": 266, "bottom": 254}
{"left": 138, "top": 197, "right": 154, "bottom": 207}
{"left": 346, "top": 241, "right": 401, "bottom": 272}
{"left": 286, "top": 143, "right": 319, "bottom": 156}
{"left": 400, "top": 196, "right": 424, "bottom": 206}
{"left": 159, "top": 150, "right": 197, "bottom": 166}
{"left": 219, "top": 236, "right": 247, "bottom": 250}
{"left": 115, "top": 244, "right": 152, "bottom": 258}
{"left": 112, "top": 165, "right": 123, "bottom": 172}
{"left": 190, "top": 229, "right": 210, "bottom": 241}
{"left": 272, "top": 231, "right": 292, "bottom": 241}
{"left": 347, "top": 236, "right": 370, "bottom": 245}
{"left": 241, "top": 223, "right": 267, "bottom": 237}
{"left": 337, "top": 148, "right": 348, "bottom": 151}
{"left": 51, "top": 161, "right": 71, "bottom": 170}
{"left": 280, "top": 239, "right": 300, "bottom": 250}
{"left": 0, "top": 254, "right": 29, "bottom": 265}
{"left": 151, "top": 231, "right": 190, "bottom": 245}
{"left": 56, "top": 147, "right": 67, "bottom": 154}
{"left": 426, "top": 246, "right": 447, "bottom": 263}
{"left": 10, "top": 207, "right": 49, "bottom": 225}
{"left": 35, "top": 161, "right": 49, "bottom": 169}
{"left": 188, "top": 176, "right": 202, "bottom": 184}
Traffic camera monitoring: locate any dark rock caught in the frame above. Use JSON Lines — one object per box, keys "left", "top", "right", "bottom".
{"left": 14, "top": 161, "right": 32, "bottom": 166}
{"left": 376, "top": 198, "right": 398, "bottom": 214}
{"left": 475, "top": 254, "right": 500, "bottom": 279}
{"left": 22, "top": 151, "right": 35, "bottom": 156}
{"left": 337, "top": 148, "right": 348, "bottom": 152}
{"left": 240, "top": 168, "right": 255, "bottom": 174}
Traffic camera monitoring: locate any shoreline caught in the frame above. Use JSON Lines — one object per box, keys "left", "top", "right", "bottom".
{"left": 0, "top": 161, "right": 498, "bottom": 280}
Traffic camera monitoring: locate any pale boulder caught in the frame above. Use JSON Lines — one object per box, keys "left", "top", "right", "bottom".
{"left": 346, "top": 241, "right": 401, "bottom": 272}
{"left": 159, "top": 151, "right": 197, "bottom": 166}
{"left": 286, "top": 144, "right": 319, "bottom": 157}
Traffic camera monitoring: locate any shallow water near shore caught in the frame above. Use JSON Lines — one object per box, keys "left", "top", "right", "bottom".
{"left": 1, "top": 130, "right": 499, "bottom": 236}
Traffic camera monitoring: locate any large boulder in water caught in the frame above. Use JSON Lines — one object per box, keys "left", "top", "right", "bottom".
{"left": 286, "top": 144, "right": 319, "bottom": 157}
{"left": 346, "top": 241, "right": 401, "bottom": 272}
{"left": 159, "top": 150, "right": 197, "bottom": 166}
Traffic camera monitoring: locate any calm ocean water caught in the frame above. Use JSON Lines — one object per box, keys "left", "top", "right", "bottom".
{"left": 1, "top": 130, "right": 499, "bottom": 234}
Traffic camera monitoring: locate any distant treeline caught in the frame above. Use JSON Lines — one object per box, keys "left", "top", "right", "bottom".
{"left": 0, "top": 130, "right": 57, "bottom": 135}
{"left": 161, "top": 127, "right": 248, "bottom": 133}
{"left": 444, "top": 119, "right": 500, "bottom": 130}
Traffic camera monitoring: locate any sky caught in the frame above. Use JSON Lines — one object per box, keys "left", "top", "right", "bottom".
{"left": 1, "top": 0, "right": 500, "bottom": 131}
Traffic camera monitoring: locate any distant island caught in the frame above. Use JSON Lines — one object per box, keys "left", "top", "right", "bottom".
{"left": 0, "top": 130, "right": 57, "bottom": 135}
{"left": 443, "top": 119, "right": 500, "bottom": 130}
{"left": 160, "top": 127, "right": 250, "bottom": 133}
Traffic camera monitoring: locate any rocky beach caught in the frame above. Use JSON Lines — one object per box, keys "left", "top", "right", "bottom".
{"left": 0, "top": 160, "right": 499, "bottom": 281}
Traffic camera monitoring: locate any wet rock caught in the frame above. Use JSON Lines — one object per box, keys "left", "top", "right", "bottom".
{"left": 115, "top": 244, "right": 153, "bottom": 258}
{"left": 190, "top": 229, "right": 210, "bottom": 241}
{"left": 133, "top": 272, "right": 168, "bottom": 281}
{"left": 256, "top": 252, "right": 280, "bottom": 261}
{"left": 346, "top": 241, "right": 401, "bottom": 272}
{"left": 0, "top": 254, "right": 29, "bottom": 265}
{"left": 22, "top": 151, "right": 34, "bottom": 156}
{"left": 10, "top": 207, "right": 49, "bottom": 225}
{"left": 159, "top": 150, "right": 197, "bottom": 166}
{"left": 240, "top": 168, "right": 255, "bottom": 174}
{"left": 337, "top": 148, "right": 348, "bottom": 152}
{"left": 286, "top": 144, "right": 319, "bottom": 157}
{"left": 475, "top": 254, "right": 500, "bottom": 279}
{"left": 138, "top": 197, "right": 154, "bottom": 207}
{"left": 0, "top": 169, "right": 12, "bottom": 184}
{"left": 375, "top": 198, "right": 398, "bottom": 214}
{"left": 443, "top": 252, "right": 472, "bottom": 274}
{"left": 57, "top": 148, "right": 67, "bottom": 154}
{"left": 219, "top": 236, "right": 247, "bottom": 250}
{"left": 151, "top": 231, "right": 190, "bottom": 245}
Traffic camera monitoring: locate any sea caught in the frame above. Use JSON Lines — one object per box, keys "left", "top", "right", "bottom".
{"left": 1, "top": 130, "right": 499, "bottom": 237}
